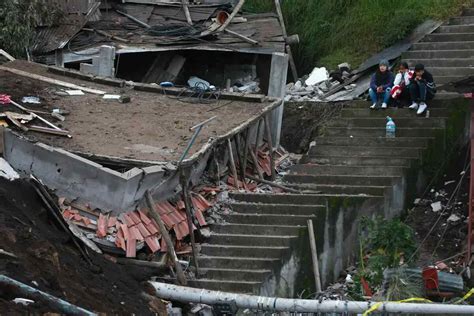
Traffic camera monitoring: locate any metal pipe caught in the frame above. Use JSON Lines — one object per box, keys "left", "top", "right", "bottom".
{"left": 148, "top": 282, "right": 474, "bottom": 314}
{"left": 0, "top": 275, "right": 96, "bottom": 316}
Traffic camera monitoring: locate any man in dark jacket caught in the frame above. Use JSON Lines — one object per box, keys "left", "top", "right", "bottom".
{"left": 408, "top": 63, "right": 436, "bottom": 115}
{"left": 369, "top": 59, "right": 394, "bottom": 109}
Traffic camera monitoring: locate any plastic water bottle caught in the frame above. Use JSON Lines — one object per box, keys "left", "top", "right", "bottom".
{"left": 386, "top": 116, "right": 396, "bottom": 138}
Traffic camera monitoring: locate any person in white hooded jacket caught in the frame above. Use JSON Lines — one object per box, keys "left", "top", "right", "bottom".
{"left": 390, "top": 62, "right": 413, "bottom": 105}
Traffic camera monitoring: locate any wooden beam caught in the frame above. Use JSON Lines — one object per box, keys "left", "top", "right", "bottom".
{"left": 145, "top": 191, "right": 187, "bottom": 285}
{"left": 274, "top": 0, "right": 298, "bottom": 81}
{"left": 0, "top": 66, "right": 106, "bottom": 95}
{"left": 0, "top": 49, "right": 15, "bottom": 61}
{"left": 180, "top": 171, "right": 199, "bottom": 274}
{"left": 264, "top": 115, "right": 276, "bottom": 181}
{"left": 307, "top": 219, "right": 322, "bottom": 293}
{"left": 227, "top": 138, "right": 239, "bottom": 189}
{"left": 224, "top": 29, "right": 259, "bottom": 45}
{"left": 28, "top": 126, "right": 71, "bottom": 137}
{"left": 181, "top": 0, "right": 193, "bottom": 25}
{"left": 217, "top": 0, "right": 246, "bottom": 32}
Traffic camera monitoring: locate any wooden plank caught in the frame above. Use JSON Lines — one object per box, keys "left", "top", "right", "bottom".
{"left": 28, "top": 125, "right": 71, "bottom": 137}
{"left": 5, "top": 113, "right": 28, "bottom": 132}
{"left": 181, "top": 0, "right": 193, "bottom": 25}
{"left": 145, "top": 190, "right": 187, "bottom": 285}
{"left": 274, "top": 0, "right": 298, "bottom": 81}
{"left": 0, "top": 49, "right": 15, "bottom": 61}
{"left": 0, "top": 66, "right": 106, "bottom": 95}
{"left": 224, "top": 29, "right": 258, "bottom": 45}
{"left": 264, "top": 115, "right": 276, "bottom": 181}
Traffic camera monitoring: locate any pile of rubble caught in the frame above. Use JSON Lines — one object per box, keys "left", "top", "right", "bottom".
{"left": 58, "top": 193, "right": 213, "bottom": 259}
{"left": 285, "top": 63, "right": 355, "bottom": 102}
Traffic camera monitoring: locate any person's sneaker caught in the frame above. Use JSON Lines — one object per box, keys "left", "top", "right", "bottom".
{"left": 417, "top": 102, "right": 427, "bottom": 115}
{"left": 408, "top": 102, "right": 418, "bottom": 110}
{"left": 370, "top": 103, "right": 376, "bottom": 109}
{"left": 381, "top": 103, "right": 387, "bottom": 109}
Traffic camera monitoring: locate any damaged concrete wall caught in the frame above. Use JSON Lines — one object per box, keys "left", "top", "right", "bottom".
{"left": 259, "top": 195, "right": 384, "bottom": 296}
{"left": 3, "top": 130, "right": 175, "bottom": 212}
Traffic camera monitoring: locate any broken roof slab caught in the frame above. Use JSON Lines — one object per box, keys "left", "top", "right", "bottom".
{"left": 0, "top": 60, "right": 280, "bottom": 212}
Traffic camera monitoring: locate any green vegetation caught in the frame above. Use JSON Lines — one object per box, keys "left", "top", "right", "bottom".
{"left": 244, "top": 0, "right": 473, "bottom": 73}
{"left": 348, "top": 216, "right": 417, "bottom": 299}
{"left": 0, "top": 0, "right": 62, "bottom": 58}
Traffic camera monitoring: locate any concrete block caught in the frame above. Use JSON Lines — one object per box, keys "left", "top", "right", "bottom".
{"left": 80, "top": 45, "right": 116, "bottom": 78}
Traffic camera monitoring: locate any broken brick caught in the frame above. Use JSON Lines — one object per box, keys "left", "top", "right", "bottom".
{"left": 107, "top": 216, "right": 117, "bottom": 228}
{"left": 97, "top": 213, "right": 108, "bottom": 238}
{"left": 136, "top": 222, "right": 151, "bottom": 238}
{"left": 126, "top": 238, "right": 137, "bottom": 258}
{"left": 145, "top": 236, "right": 160, "bottom": 253}
{"left": 138, "top": 210, "right": 152, "bottom": 225}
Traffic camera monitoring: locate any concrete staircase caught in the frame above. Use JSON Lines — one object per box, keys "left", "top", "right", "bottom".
{"left": 193, "top": 195, "right": 326, "bottom": 293}
{"left": 190, "top": 8, "right": 474, "bottom": 296}
{"left": 193, "top": 99, "right": 456, "bottom": 295}
{"left": 403, "top": 8, "right": 474, "bottom": 86}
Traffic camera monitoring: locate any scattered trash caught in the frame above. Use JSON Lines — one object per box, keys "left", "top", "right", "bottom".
{"left": 160, "top": 81, "right": 174, "bottom": 87}
{"left": 103, "top": 94, "right": 121, "bottom": 100}
{"left": 188, "top": 76, "right": 214, "bottom": 91}
{"left": 444, "top": 180, "right": 455, "bottom": 186}
{"left": 386, "top": 116, "right": 396, "bottom": 138}
{"left": 431, "top": 201, "right": 442, "bottom": 213}
{"left": 0, "top": 94, "right": 11, "bottom": 104}
{"left": 51, "top": 111, "right": 65, "bottom": 121}
{"left": 21, "top": 96, "right": 40, "bottom": 104}
{"left": 65, "top": 90, "right": 85, "bottom": 96}
{"left": 12, "top": 298, "right": 35, "bottom": 306}
{"left": 447, "top": 214, "right": 461, "bottom": 223}
{"left": 0, "top": 158, "right": 20, "bottom": 181}
{"left": 305, "top": 67, "right": 329, "bottom": 86}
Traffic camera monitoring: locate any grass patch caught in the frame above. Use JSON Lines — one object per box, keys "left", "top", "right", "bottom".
{"left": 244, "top": 0, "right": 474, "bottom": 73}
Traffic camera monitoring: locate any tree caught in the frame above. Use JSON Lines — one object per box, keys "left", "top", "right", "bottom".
{"left": 0, "top": 0, "right": 61, "bottom": 58}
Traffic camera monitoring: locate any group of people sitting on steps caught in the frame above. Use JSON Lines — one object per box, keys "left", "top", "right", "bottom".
{"left": 369, "top": 59, "right": 436, "bottom": 115}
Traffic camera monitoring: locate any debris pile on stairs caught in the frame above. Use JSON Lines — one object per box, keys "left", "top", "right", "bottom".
{"left": 285, "top": 63, "right": 356, "bottom": 102}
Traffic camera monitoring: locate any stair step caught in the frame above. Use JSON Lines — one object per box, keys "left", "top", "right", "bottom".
{"left": 207, "top": 233, "right": 298, "bottom": 246}
{"left": 405, "top": 58, "right": 474, "bottom": 68}
{"left": 223, "top": 213, "right": 316, "bottom": 226}
{"left": 198, "top": 255, "right": 280, "bottom": 271}
{"left": 230, "top": 192, "right": 328, "bottom": 205}
{"left": 343, "top": 100, "right": 450, "bottom": 109}
{"left": 447, "top": 16, "right": 474, "bottom": 25}
{"left": 404, "top": 49, "right": 474, "bottom": 59}
{"left": 200, "top": 244, "right": 289, "bottom": 258}
{"left": 231, "top": 202, "right": 325, "bottom": 215}
{"left": 436, "top": 75, "right": 470, "bottom": 84}
{"left": 436, "top": 25, "right": 474, "bottom": 33}
{"left": 314, "top": 136, "right": 432, "bottom": 148}
{"left": 324, "top": 127, "right": 443, "bottom": 137}
{"left": 412, "top": 41, "right": 474, "bottom": 50}
{"left": 423, "top": 33, "right": 474, "bottom": 42}
{"left": 463, "top": 8, "right": 474, "bottom": 16}
{"left": 428, "top": 66, "right": 474, "bottom": 77}
{"left": 290, "top": 164, "right": 407, "bottom": 176}
{"left": 327, "top": 117, "right": 446, "bottom": 128}
{"left": 341, "top": 107, "right": 448, "bottom": 118}
{"left": 189, "top": 278, "right": 260, "bottom": 293}
{"left": 198, "top": 268, "right": 272, "bottom": 282}
{"left": 286, "top": 183, "right": 387, "bottom": 196}
{"left": 211, "top": 223, "right": 303, "bottom": 235}
{"left": 284, "top": 174, "right": 401, "bottom": 186}
{"left": 303, "top": 156, "right": 413, "bottom": 167}
{"left": 308, "top": 145, "right": 422, "bottom": 158}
